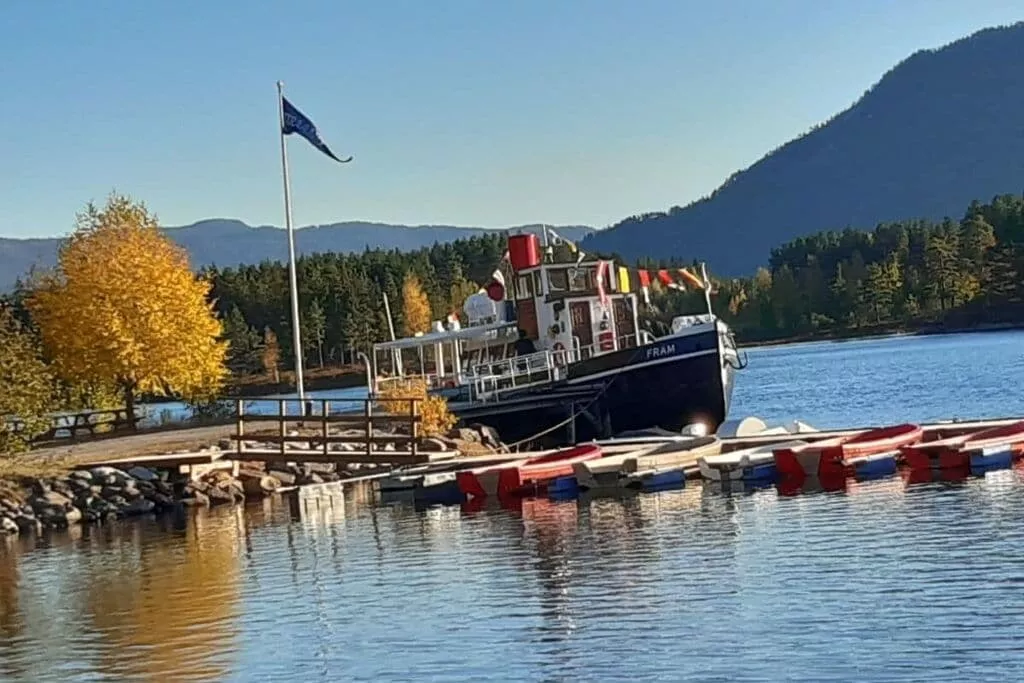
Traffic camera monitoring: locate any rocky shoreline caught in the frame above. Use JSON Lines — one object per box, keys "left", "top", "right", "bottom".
{"left": 0, "top": 424, "right": 507, "bottom": 537}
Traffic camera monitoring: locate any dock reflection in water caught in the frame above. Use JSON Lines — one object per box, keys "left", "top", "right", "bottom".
{"left": 2, "top": 471, "right": 1024, "bottom": 680}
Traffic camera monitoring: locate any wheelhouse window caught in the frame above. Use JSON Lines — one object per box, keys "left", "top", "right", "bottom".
{"left": 514, "top": 273, "right": 536, "bottom": 301}
{"left": 568, "top": 266, "right": 594, "bottom": 292}
{"left": 547, "top": 268, "right": 569, "bottom": 293}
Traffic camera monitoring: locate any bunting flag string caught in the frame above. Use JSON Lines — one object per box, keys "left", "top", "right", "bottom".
{"left": 610, "top": 265, "right": 709, "bottom": 306}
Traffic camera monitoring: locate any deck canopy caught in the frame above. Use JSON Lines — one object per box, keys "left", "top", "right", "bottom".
{"left": 372, "top": 320, "right": 517, "bottom": 352}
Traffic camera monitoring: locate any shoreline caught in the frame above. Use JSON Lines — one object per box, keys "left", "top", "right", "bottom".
{"left": 131, "top": 323, "right": 1024, "bottom": 403}
{"left": 0, "top": 424, "right": 505, "bottom": 538}
{"left": 735, "top": 321, "right": 1024, "bottom": 349}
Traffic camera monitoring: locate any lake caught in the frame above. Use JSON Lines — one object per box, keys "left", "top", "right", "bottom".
{"left": 3, "top": 331, "right": 1024, "bottom": 682}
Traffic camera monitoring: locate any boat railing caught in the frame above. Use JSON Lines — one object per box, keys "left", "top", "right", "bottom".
{"left": 467, "top": 349, "right": 568, "bottom": 402}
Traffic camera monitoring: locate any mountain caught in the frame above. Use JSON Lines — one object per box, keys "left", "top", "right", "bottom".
{"left": 583, "top": 23, "right": 1024, "bottom": 275}
{"left": 0, "top": 220, "right": 596, "bottom": 290}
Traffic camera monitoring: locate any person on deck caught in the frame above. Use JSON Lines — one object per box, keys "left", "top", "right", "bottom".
{"left": 514, "top": 329, "right": 537, "bottom": 356}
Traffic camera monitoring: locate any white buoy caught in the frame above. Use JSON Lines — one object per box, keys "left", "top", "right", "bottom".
{"left": 716, "top": 416, "right": 768, "bottom": 438}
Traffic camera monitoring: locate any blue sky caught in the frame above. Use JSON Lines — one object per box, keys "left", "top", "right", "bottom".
{"left": 2, "top": 0, "right": 1022, "bottom": 239}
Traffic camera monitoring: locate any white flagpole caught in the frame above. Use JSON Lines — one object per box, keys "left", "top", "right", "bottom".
{"left": 277, "top": 80, "right": 307, "bottom": 411}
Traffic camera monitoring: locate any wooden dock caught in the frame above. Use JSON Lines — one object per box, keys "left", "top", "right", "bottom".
{"left": 230, "top": 396, "right": 440, "bottom": 466}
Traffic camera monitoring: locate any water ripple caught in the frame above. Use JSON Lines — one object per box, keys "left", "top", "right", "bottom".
{"left": 2, "top": 333, "right": 1024, "bottom": 680}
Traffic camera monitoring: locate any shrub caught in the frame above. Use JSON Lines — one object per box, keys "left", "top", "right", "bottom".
{"left": 375, "top": 378, "right": 456, "bottom": 437}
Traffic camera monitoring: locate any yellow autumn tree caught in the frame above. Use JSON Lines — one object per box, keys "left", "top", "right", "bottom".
{"left": 27, "top": 193, "right": 228, "bottom": 421}
{"left": 401, "top": 273, "right": 432, "bottom": 335}
{"left": 376, "top": 378, "right": 456, "bottom": 437}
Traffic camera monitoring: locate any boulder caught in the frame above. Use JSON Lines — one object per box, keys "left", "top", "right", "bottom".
{"left": 268, "top": 470, "right": 297, "bottom": 486}
{"left": 64, "top": 505, "right": 83, "bottom": 525}
{"left": 126, "top": 466, "right": 159, "bottom": 482}
{"left": 120, "top": 498, "right": 156, "bottom": 516}
{"left": 448, "top": 427, "right": 481, "bottom": 444}
{"left": 470, "top": 423, "right": 503, "bottom": 448}
{"left": 181, "top": 491, "right": 210, "bottom": 507}
{"left": 1, "top": 516, "right": 17, "bottom": 535}
{"left": 89, "top": 466, "right": 132, "bottom": 486}
{"left": 69, "top": 470, "right": 93, "bottom": 483}
{"left": 420, "top": 437, "right": 449, "bottom": 452}
{"left": 205, "top": 486, "right": 235, "bottom": 506}
{"left": 29, "top": 490, "right": 73, "bottom": 511}
{"left": 12, "top": 515, "right": 40, "bottom": 535}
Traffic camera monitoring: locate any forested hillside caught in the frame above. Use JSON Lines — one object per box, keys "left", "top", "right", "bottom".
{"left": 584, "top": 23, "right": 1024, "bottom": 275}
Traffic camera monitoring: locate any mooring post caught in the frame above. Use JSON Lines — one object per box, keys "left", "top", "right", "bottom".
{"left": 568, "top": 401, "right": 577, "bottom": 444}
{"left": 278, "top": 399, "right": 287, "bottom": 456}
{"left": 365, "top": 399, "right": 374, "bottom": 460}
{"left": 322, "top": 399, "right": 330, "bottom": 457}
{"left": 236, "top": 399, "right": 245, "bottom": 456}
{"left": 410, "top": 398, "right": 419, "bottom": 459}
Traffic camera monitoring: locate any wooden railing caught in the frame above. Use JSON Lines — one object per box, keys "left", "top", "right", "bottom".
{"left": 231, "top": 397, "right": 423, "bottom": 459}
{"left": 8, "top": 408, "right": 145, "bottom": 445}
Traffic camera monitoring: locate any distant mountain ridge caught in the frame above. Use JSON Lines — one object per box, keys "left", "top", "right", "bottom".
{"left": 583, "top": 22, "right": 1024, "bottom": 275}
{"left": 0, "top": 220, "right": 596, "bottom": 290}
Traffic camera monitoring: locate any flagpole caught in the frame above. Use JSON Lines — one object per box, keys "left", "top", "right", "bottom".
{"left": 277, "top": 80, "right": 307, "bottom": 411}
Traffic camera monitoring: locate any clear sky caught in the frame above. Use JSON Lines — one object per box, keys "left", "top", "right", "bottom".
{"left": 2, "top": 0, "right": 1022, "bottom": 239}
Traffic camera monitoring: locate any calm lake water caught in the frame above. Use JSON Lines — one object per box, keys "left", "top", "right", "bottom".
{"left": 3, "top": 331, "right": 1024, "bottom": 682}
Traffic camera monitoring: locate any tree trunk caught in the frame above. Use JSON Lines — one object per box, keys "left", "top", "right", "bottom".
{"left": 318, "top": 341, "right": 324, "bottom": 369}
{"left": 122, "top": 380, "right": 137, "bottom": 432}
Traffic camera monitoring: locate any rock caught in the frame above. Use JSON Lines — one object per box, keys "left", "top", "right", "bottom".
{"left": 154, "top": 481, "right": 174, "bottom": 496}
{"left": 268, "top": 470, "right": 297, "bottom": 486}
{"left": 74, "top": 493, "right": 96, "bottom": 510}
{"left": 100, "top": 485, "right": 125, "bottom": 500}
{"left": 448, "top": 427, "right": 481, "bottom": 444}
{"left": 239, "top": 471, "right": 281, "bottom": 497}
{"left": 1, "top": 516, "right": 17, "bottom": 535}
{"left": 205, "top": 486, "right": 235, "bottom": 506}
{"left": 27, "top": 478, "right": 51, "bottom": 497}
{"left": 12, "top": 515, "right": 39, "bottom": 535}
{"left": 181, "top": 491, "right": 210, "bottom": 507}
{"left": 126, "top": 466, "right": 159, "bottom": 482}
{"left": 64, "top": 506, "right": 82, "bottom": 525}
{"left": 121, "top": 485, "right": 143, "bottom": 501}
{"left": 150, "top": 493, "right": 176, "bottom": 509}
{"left": 66, "top": 477, "right": 92, "bottom": 494}
{"left": 421, "top": 437, "right": 449, "bottom": 452}
{"left": 120, "top": 498, "right": 155, "bottom": 516}
{"left": 30, "top": 490, "right": 73, "bottom": 510}
{"left": 50, "top": 477, "right": 74, "bottom": 497}
{"left": 69, "top": 470, "right": 93, "bottom": 483}
{"left": 89, "top": 466, "right": 132, "bottom": 486}
{"left": 470, "top": 423, "right": 503, "bottom": 448}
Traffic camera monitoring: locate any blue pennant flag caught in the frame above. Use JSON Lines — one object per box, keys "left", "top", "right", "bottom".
{"left": 282, "top": 97, "right": 352, "bottom": 163}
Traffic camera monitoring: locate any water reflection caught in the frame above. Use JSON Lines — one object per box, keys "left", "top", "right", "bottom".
{"left": 1, "top": 472, "right": 1024, "bottom": 681}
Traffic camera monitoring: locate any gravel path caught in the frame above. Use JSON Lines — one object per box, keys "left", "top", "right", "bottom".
{"left": 24, "top": 423, "right": 238, "bottom": 463}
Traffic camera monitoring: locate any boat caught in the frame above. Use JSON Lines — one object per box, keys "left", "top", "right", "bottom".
{"left": 368, "top": 230, "right": 744, "bottom": 447}
{"left": 621, "top": 465, "right": 691, "bottom": 490}
{"left": 496, "top": 444, "right": 604, "bottom": 496}
{"left": 775, "top": 424, "right": 922, "bottom": 482}
{"left": 901, "top": 420, "right": 1024, "bottom": 470}
{"left": 573, "top": 436, "right": 721, "bottom": 489}
{"left": 847, "top": 451, "right": 900, "bottom": 480}
{"left": 698, "top": 440, "right": 807, "bottom": 482}
{"left": 456, "top": 459, "right": 526, "bottom": 499}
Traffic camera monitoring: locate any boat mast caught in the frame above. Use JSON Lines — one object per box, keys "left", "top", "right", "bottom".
{"left": 700, "top": 262, "right": 713, "bottom": 316}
